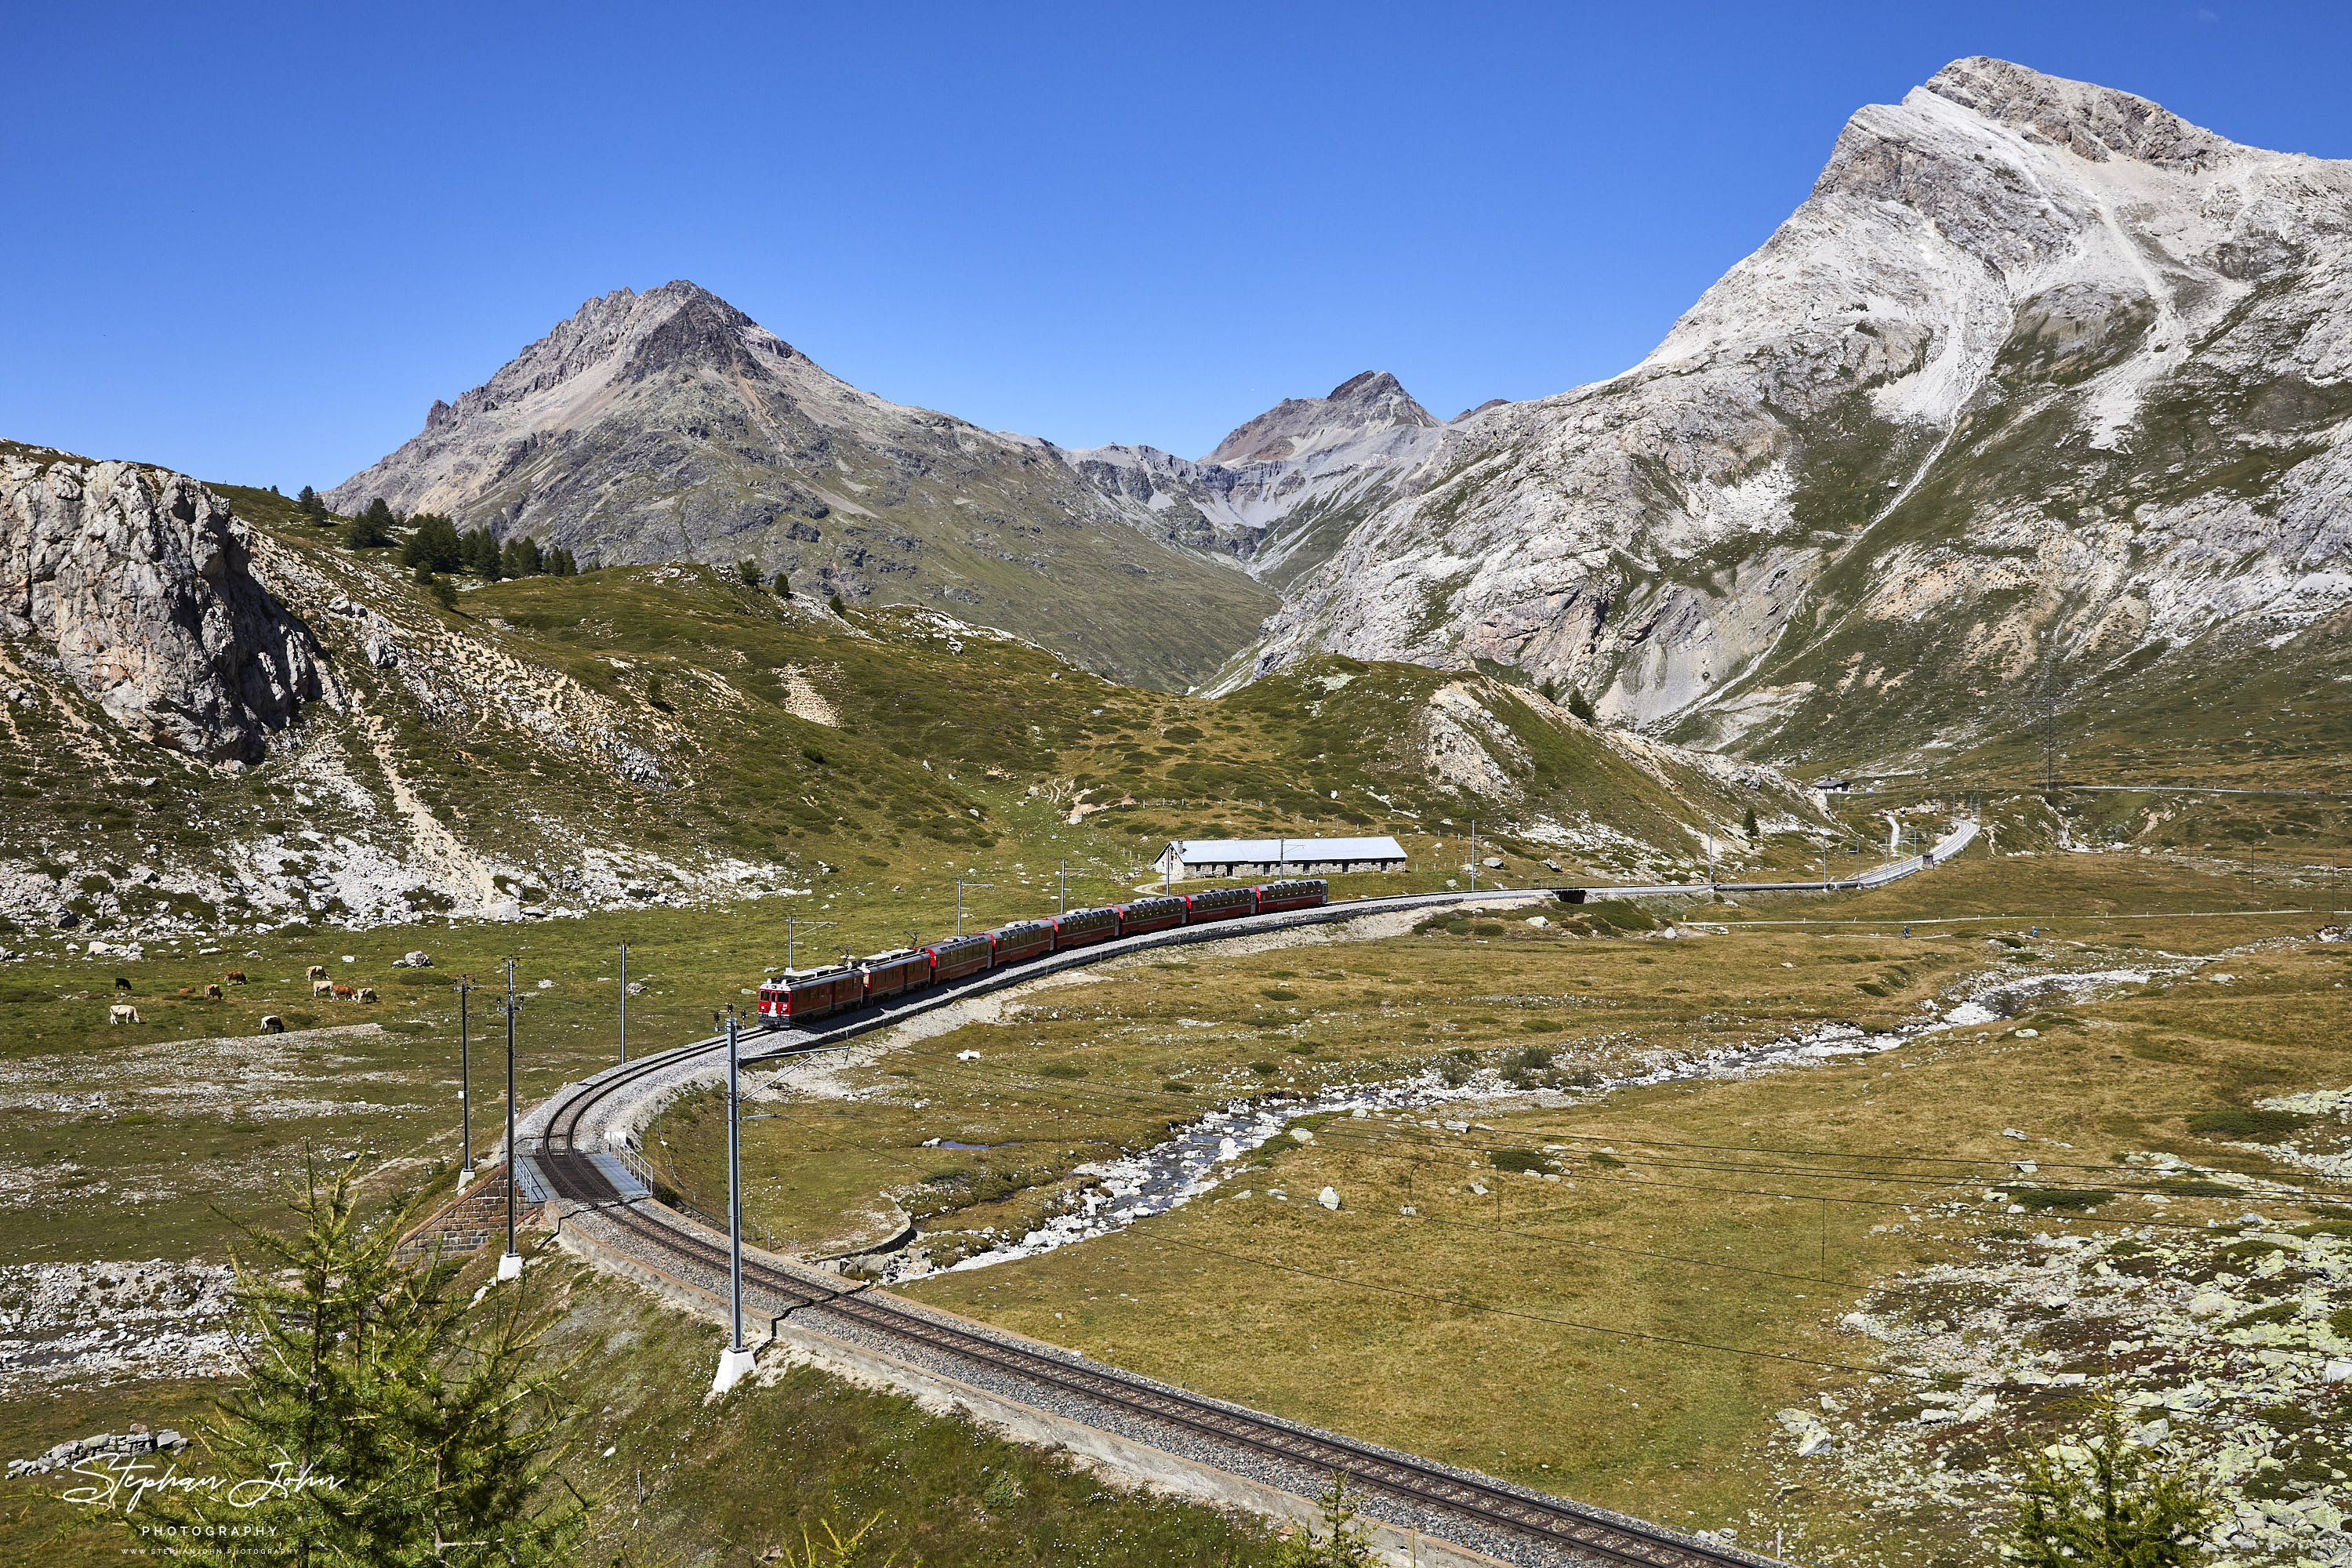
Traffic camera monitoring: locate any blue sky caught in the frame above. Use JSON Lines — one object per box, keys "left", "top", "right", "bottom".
{"left": 5, "top": 2, "right": 2347, "bottom": 486}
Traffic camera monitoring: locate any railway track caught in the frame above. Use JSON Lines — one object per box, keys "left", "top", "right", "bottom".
{"left": 521, "top": 862, "right": 1973, "bottom": 1566}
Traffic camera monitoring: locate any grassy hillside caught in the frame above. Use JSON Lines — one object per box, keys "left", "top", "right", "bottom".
{"left": 1, "top": 479, "right": 1839, "bottom": 953}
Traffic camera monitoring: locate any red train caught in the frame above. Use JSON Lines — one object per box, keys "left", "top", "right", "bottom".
{"left": 755, "top": 880, "right": 1328, "bottom": 1027}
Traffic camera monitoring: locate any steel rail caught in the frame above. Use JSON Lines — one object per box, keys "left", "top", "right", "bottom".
{"left": 520, "top": 860, "right": 1978, "bottom": 1567}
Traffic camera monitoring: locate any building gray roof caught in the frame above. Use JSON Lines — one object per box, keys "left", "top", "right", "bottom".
{"left": 1163, "top": 837, "right": 1406, "bottom": 862}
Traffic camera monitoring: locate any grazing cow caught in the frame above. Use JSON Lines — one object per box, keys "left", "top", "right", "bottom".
{"left": 260, "top": 1014, "right": 285, "bottom": 1033}
{"left": 331, "top": 982, "right": 354, "bottom": 1000}
{"left": 311, "top": 979, "right": 335, "bottom": 997}
{"left": 354, "top": 987, "right": 378, "bottom": 1003}
{"left": 224, "top": 971, "right": 247, "bottom": 985}
{"left": 306, "top": 964, "right": 328, "bottom": 982}
{"left": 113, "top": 977, "right": 132, "bottom": 992}
{"left": 177, "top": 987, "right": 198, "bottom": 997}
{"left": 109, "top": 1004, "right": 140, "bottom": 1025}
{"left": 203, "top": 983, "right": 223, "bottom": 1000}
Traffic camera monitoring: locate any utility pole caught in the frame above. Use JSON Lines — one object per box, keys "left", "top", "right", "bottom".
{"left": 1706, "top": 831, "right": 1716, "bottom": 891}
{"left": 713, "top": 1007, "right": 757, "bottom": 1392}
{"left": 496, "top": 960, "right": 522, "bottom": 1283}
{"left": 456, "top": 975, "right": 476, "bottom": 1183}
{"left": 617, "top": 942, "right": 628, "bottom": 1064}
{"left": 1470, "top": 819, "right": 1479, "bottom": 893}
{"left": 956, "top": 881, "right": 993, "bottom": 937}
{"left": 2040, "top": 650, "right": 2063, "bottom": 793}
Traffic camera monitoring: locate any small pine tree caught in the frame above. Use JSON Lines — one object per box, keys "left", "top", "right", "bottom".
{"left": 1742, "top": 806, "right": 1760, "bottom": 838}
{"left": 296, "top": 485, "right": 327, "bottom": 520}
{"left": 772, "top": 569, "right": 790, "bottom": 597}
{"left": 459, "top": 527, "right": 503, "bottom": 581}
{"left": 645, "top": 673, "right": 668, "bottom": 710}
{"left": 829, "top": 591, "right": 848, "bottom": 615}
{"left": 348, "top": 497, "right": 397, "bottom": 549}
{"left": 546, "top": 546, "right": 579, "bottom": 576}
{"left": 499, "top": 536, "right": 545, "bottom": 577}
{"left": 737, "top": 558, "right": 760, "bottom": 587}
{"left": 1271, "top": 1473, "right": 1376, "bottom": 1567}
{"left": 1566, "top": 688, "right": 1596, "bottom": 723}
{"left": 123, "top": 1154, "right": 586, "bottom": 1563}
{"left": 2004, "top": 1407, "right": 2213, "bottom": 1566}
{"left": 426, "top": 575, "right": 459, "bottom": 611}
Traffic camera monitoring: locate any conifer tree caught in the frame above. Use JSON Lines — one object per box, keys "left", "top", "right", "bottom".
{"left": 546, "top": 546, "right": 579, "bottom": 577}
{"left": 1271, "top": 1473, "right": 1375, "bottom": 1566}
{"left": 126, "top": 1155, "right": 587, "bottom": 1563}
{"left": 1565, "top": 688, "right": 1596, "bottom": 723}
{"left": 499, "top": 536, "right": 545, "bottom": 578}
{"left": 736, "top": 559, "right": 760, "bottom": 587}
{"left": 459, "top": 528, "right": 503, "bottom": 581}
{"left": 2005, "top": 1407, "right": 2212, "bottom": 1566}
{"left": 401, "top": 514, "right": 463, "bottom": 573}
{"left": 296, "top": 485, "right": 327, "bottom": 521}
{"left": 772, "top": 569, "right": 790, "bottom": 597}
{"left": 1742, "top": 806, "right": 1760, "bottom": 838}
{"left": 349, "top": 498, "right": 397, "bottom": 549}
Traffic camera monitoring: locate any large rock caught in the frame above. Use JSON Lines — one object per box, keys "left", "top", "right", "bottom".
{"left": 1, "top": 452, "right": 325, "bottom": 762}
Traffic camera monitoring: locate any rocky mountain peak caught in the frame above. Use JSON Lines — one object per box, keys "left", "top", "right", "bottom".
{"left": 1203, "top": 370, "right": 1439, "bottom": 466}
{"left": 1919, "top": 56, "right": 2232, "bottom": 169}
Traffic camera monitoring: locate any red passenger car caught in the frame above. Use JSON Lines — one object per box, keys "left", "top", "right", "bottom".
{"left": 1115, "top": 895, "right": 1187, "bottom": 935}
{"left": 1051, "top": 906, "right": 1120, "bottom": 949}
{"left": 989, "top": 919, "right": 1055, "bottom": 965}
{"left": 924, "top": 934, "right": 993, "bottom": 983}
{"left": 860, "top": 949, "right": 930, "bottom": 1002}
{"left": 1250, "top": 878, "right": 1328, "bottom": 914}
{"left": 1183, "top": 886, "right": 1254, "bottom": 924}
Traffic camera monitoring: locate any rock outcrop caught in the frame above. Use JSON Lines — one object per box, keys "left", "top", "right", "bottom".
{"left": 1, "top": 448, "right": 325, "bottom": 763}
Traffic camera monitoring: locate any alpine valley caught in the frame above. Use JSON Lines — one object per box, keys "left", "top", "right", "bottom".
{"left": 11, "top": 52, "right": 2352, "bottom": 1568}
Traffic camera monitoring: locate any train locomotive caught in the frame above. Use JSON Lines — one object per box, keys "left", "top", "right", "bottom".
{"left": 755, "top": 879, "right": 1328, "bottom": 1027}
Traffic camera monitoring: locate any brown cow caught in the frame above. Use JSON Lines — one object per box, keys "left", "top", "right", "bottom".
{"left": 331, "top": 982, "right": 354, "bottom": 1000}
{"left": 311, "top": 979, "right": 335, "bottom": 997}
{"left": 203, "top": 983, "right": 223, "bottom": 1000}
{"left": 306, "top": 964, "right": 328, "bottom": 982}
{"left": 224, "top": 971, "right": 247, "bottom": 985}
{"left": 354, "top": 987, "right": 378, "bottom": 1003}
{"left": 260, "top": 1014, "right": 285, "bottom": 1033}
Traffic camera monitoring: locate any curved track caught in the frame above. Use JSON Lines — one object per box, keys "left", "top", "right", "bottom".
{"left": 523, "top": 851, "right": 1973, "bottom": 1568}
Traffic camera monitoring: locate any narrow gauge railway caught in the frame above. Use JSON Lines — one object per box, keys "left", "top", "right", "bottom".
{"left": 757, "top": 878, "right": 1331, "bottom": 1025}
{"left": 528, "top": 879, "right": 1826, "bottom": 1568}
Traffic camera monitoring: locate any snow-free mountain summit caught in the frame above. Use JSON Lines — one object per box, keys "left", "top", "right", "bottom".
{"left": 328, "top": 282, "right": 1282, "bottom": 691}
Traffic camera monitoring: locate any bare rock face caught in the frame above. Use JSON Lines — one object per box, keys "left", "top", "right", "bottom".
{"left": 1, "top": 451, "right": 325, "bottom": 762}
{"left": 1210, "top": 56, "right": 2352, "bottom": 768}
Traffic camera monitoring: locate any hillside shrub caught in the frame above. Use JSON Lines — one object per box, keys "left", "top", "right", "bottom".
{"left": 2187, "top": 1109, "right": 2309, "bottom": 1142}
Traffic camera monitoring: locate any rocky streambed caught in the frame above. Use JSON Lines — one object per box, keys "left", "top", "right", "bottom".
{"left": 877, "top": 948, "right": 2198, "bottom": 1284}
